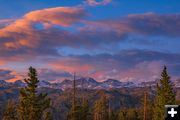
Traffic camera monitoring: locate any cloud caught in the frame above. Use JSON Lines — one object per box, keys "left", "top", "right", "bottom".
{"left": 127, "top": 13, "right": 180, "bottom": 36}
{"left": 0, "top": 7, "right": 179, "bottom": 83}
{"left": 0, "top": 69, "right": 22, "bottom": 82}
{"left": 48, "top": 50, "right": 180, "bottom": 82}
{"left": 38, "top": 68, "right": 72, "bottom": 82}
{"left": 1, "top": 49, "right": 180, "bottom": 82}
{"left": 24, "top": 7, "right": 86, "bottom": 27}
{"left": 0, "top": 19, "right": 14, "bottom": 28}
{"left": 0, "top": 7, "right": 87, "bottom": 57}
{"left": 0, "top": 59, "right": 7, "bottom": 65}
{"left": 86, "top": 0, "right": 112, "bottom": 6}
{"left": 118, "top": 61, "right": 163, "bottom": 82}
{"left": 0, "top": 11, "right": 179, "bottom": 60}
{"left": 83, "top": 13, "right": 180, "bottom": 37}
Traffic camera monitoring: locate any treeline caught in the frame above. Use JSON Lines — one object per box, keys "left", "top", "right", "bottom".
{"left": 2, "top": 66, "right": 176, "bottom": 120}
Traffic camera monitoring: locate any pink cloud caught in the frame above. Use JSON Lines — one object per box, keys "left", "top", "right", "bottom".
{"left": 24, "top": 7, "right": 86, "bottom": 27}
{"left": 48, "top": 58, "right": 164, "bottom": 82}
{"left": 86, "top": 0, "right": 112, "bottom": 6}
{"left": 0, "top": 50, "right": 179, "bottom": 82}
{"left": 0, "top": 68, "right": 23, "bottom": 82}
{"left": 0, "top": 6, "right": 86, "bottom": 57}
{"left": 0, "top": 8, "right": 179, "bottom": 83}
{"left": 49, "top": 57, "right": 95, "bottom": 75}
{"left": 0, "top": 11, "right": 179, "bottom": 60}
{"left": 46, "top": 50, "right": 180, "bottom": 82}
{"left": 118, "top": 61, "right": 164, "bottom": 82}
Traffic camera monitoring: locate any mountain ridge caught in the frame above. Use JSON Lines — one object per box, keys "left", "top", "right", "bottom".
{"left": 1, "top": 77, "right": 179, "bottom": 90}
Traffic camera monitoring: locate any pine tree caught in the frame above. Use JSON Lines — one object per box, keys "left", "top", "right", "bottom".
{"left": 17, "top": 67, "right": 51, "bottom": 120}
{"left": 3, "top": 100, "right": 18, "bottom": 120}
{"left": 43, "top": 111, "right": 53, "bottom": 120}
{"left": 93, "top": 96, "right": 108, "bottom": 120}
{"left": 137, "top": 89, "right": 153, "bottom": 120}
{"left": 80, "top": 98, "right": 91, "bottom": 120}
{"left": 118, "top": 108, "right": 139, "bottom": 120}
{"left": 127, "top": 109, "right": 139, "bottom": 120}
{"left": 109, "top": 110, "right": 118, "bottom": 120}
{"left": 152, "top": 66, "right": 176, "bottom": 120}
{"left": 108, "top": 100, "right": 118, "bottom": 120}
{"left": 143, "top": 91, "right": 147, "bottom": 120}
{"left": 67, "top": 73, "right": 82, "bottom": 120}
{"left": 118, "top": 108, "right": 127, "bottom": 120}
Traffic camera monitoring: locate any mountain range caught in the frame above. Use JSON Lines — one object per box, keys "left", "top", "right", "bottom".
{"left": 0, "top": 77, "right": 179, "bottom": 90}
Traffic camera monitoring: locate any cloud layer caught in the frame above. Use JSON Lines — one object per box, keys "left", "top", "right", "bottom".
{"left": 0, "top": 6, "right": 179, "bottom": 82}
{"left": 0, "top": 7, "right": 86, "bottom": 57}
{"left": 47, "top": 50, "right": 180, "bottom": 82}
{"left": 84, "top": 13, "right": 180, "bottom": 37}
{"left": 0, "top": 11, "right": 179, "bottom": 59}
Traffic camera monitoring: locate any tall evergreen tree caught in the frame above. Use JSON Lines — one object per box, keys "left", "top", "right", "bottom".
{"left": 93, "top": 96, "right": 108, "bottom": 120}
{"left": 152, "top": 66, "right": 176, "bottom": 120}
{"left": 3, "top": 100, "right": 17, "bottom": 120}
{"left": 17, "top": 67, "right": 51, "bottom": 120}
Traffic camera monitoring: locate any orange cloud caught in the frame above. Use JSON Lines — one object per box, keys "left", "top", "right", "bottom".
{"left": 50, "top": 59, "right": 94, "bottom": 73}
{"left": 50, "top": 60, "right": 163, "bottom": 82}
{"left": 0, "top": 6, "right": 86, "bottom": 53}
{"left": 24, "top": 7, "right": 85, "bottom": 27}
{"left": 6, "top": 75, "right": 23, "bottom": 83}
{"left": 0, "top": 19, "right": 14, "bottom": 28}
{"left": 0, "top": 59, "right": 6, "bottom": 65}
{"left": 47, "top": 56, "right": 120, "bottom": 81}
{"left": 0, "top": 68, "right": 23, "bottom": 82}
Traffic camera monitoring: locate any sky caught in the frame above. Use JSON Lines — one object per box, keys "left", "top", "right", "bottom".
{"left": 0, "top": 0, "right": 180, "bottom": 83}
